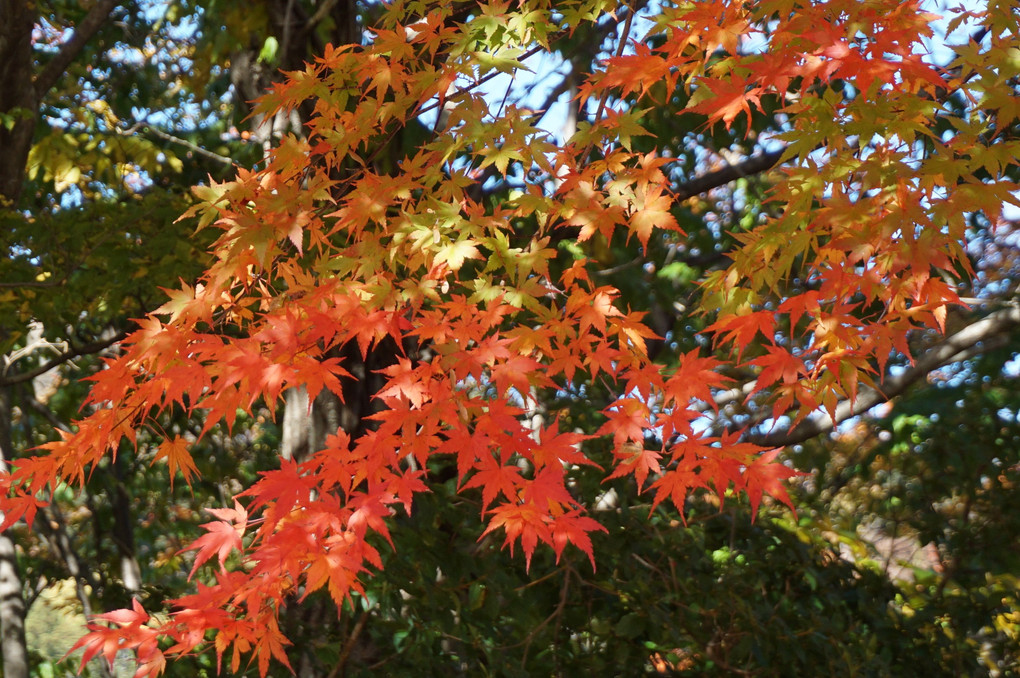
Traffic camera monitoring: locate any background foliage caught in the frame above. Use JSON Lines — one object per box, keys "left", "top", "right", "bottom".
{"left": 0, "top": 0, "right": 1018, "bottom": 676}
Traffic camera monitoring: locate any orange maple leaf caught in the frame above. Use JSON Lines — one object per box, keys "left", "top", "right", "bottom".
{"left": 629, "top": 184, "right": 679, "bottom": 248}
{"left": 686, "top": 78, "right": 763, "bottom": 132}
{"left": 481, "top": 502, "right": 551, "bottom": 570}
{"left": 153, "top": 437, "right": 200, "bottom": 490}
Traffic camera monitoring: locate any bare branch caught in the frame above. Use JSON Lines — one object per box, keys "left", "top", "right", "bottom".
{"left": 34, "top": 0, "right": 120, "bottom": 97}
{"left": 713, "top": 379, "right": 757, "bottom": 408}
{"left": 23, "top": 395, "right": 72, "bottom": 433}
{"left": 139, "top": 125, "right": 235, "bottom": 166}
{"left": 674, "top": 149, "right": 785, "bottom": 202}
{"left": 0, "top": 331, "right": 127, "bottom": 387}
{"left": 306, "top": 0, "right": 341, "bottom": 28}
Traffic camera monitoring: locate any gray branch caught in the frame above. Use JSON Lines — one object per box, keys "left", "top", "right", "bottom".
{"left": 745, "top": 305, "right": 1020, "bottom": 447}
{"left": 140, "top": 124, "right": 235, "bottom": 166}
{"left": 0, "top": 331, "right": 127, "bottom": 387}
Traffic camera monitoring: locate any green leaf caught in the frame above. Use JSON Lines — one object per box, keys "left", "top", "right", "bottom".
{"left": 258, "top": 37, "right": 279, "bottom": 64}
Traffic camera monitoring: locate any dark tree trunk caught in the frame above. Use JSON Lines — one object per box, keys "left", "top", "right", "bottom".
{"left": 0, "top": 0, "right": 39, "bottom": 206}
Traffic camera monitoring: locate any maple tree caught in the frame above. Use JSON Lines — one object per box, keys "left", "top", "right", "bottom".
{"left": 2, "top": 0, "right": 1018, "bottom": 674}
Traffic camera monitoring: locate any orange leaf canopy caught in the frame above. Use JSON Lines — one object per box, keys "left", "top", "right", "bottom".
{"left": 5, "top": 0, "right": 1016, "bottom": 675}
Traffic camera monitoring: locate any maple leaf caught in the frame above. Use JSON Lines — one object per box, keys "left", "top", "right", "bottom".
{"left": 549, "top": 511, "right": 607, "bottom": 568}
{"left": 664, "top": 352, "right": 729, "bottom": 407}
{"left": 235, "top": 460, "right": 319, "bottom": 530}
{"left": 686, "top": 78, "right": 763, "bottom": 132}
{"left": 183, "top": 501, "right": 248, "bottom": 579}
{"left": 481, "top": 502, "right": 551, "bottom": 570}
{"left": 376, "top": 358, "right": 430, "bottom": 408}
{"left": 704, "top": 310, "right": 776, "bottom": 355}
{"left": 435, "top": 237, "right": 484, "bottom": 272}
{"left": 0, "top": 485, "right": 49, "bottom": 532}
{"left": 477, "top": 144, "right": 526, "bottom": 174}
{"left": 153, "top": 437, "right": 199, "bottom": 489}
{"left": 610, "top": 312, "right": 660, "bottom": 357}
{"left": 290, "top": 356, "right": 350, "bottom": 404}
{"left": 253, "top": 616, "right": 293, "bottom": 677}
{"left": 668, "top": 436, "right": 747, "bottom": 506}
{"left": 154, "top": 283, "right": 195, "bottom": 321}
{"left": 749, "top": 346, "right": 806, "bottom": 392}
{"left": 570, "top": 289, "right": 621, "bottom": 336}
{"left": 594, "top": 43, "right": 672, "bottom": 100}
{"left": 520, "top": 465, "right": 576, "bottom": 509}
{"left": 434, "top": 425, "right": 483, "bottom": 482}
{"left": 778, "top": 291, "right": 822, "bottom": 331}
{"left": 286, "top": 210, "right": 309, "bottom": 253}
{"left": 463, "top": 456, "right": 523, "bottom": 510}
{"left": 490, "top": 354, "right": 545, "bottom": 396}
{"left": 528, "top": 425, "right": 595, "bottom": 470}
{"left": 648, "top": 464, "right": 703, "bottom": 516}
{"left": 600, "top": 397, "right": 650, "bottom": 448}
{"left": 303, "top": 536, "right": 364, "bottom": 606}
{"left": 629, "top": 184, "right": 679, "bottom": 249}
{"left": 605, "top": 442, "right": 662, "bottom": 490}
{"left": 346, "top": 490, "right": 397, "bottom": 547}
{"left": 68, "top": 599, "right": 159, "bottom": 676}
{"left": 743, "top": 449, "right": 804, "bottom": 516}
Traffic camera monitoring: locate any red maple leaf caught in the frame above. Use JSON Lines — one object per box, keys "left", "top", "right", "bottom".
{"left": 183, "top": 502, "right": 248, "bottom": 579}
{"left": 744, "top": 449, "right": 804, "bottom": 516}
{"left": 605, "top": 442, "right": 662, "bottom": 490}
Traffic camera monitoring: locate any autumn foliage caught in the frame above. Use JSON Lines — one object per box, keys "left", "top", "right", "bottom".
{"left": 2, "top": 0, "right": 1017, "bottom": 674}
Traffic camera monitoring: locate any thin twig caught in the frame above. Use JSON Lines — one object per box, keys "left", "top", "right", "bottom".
{"left": 331, "top": 605, "right": 373, "bottom": 678}
{"left": 520, "top": 568, "right": 571, "bottom": 666}
{"left": 139, "top": 125, "right": 235, "bottom": 166}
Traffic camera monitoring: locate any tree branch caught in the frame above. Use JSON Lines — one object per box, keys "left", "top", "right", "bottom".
{"left": 673, "top": 148, "right": 785, "bottom": 202}
{"left": 0, "top": 331, "right": 127, "bottom": 387}
{"left": 139, "top": 124, "right": 235, "bottom": 166}
{"left": 306, "top": 0, "right": 341, "bottom": 29}
{"left": 34, "top": 0, "right": 121, "bottom": 97}
{"left": 23, "top": 395, "right": 72, "bottom": 433}
{"left": 745, "top": 305, "right": 1020, "bottom": 447}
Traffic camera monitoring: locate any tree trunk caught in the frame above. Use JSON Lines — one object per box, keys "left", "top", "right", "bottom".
{"left": 0, "top": 385, "right": 29, "bottom": 678}
{"left": 110, "top": 454, "right": 143, "bottom": 593}
{"left": 0, "top": 534, "right": 28, "bottom": 678}
{"left": 0, "top": 0, "right": 39, "bottom": 206}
